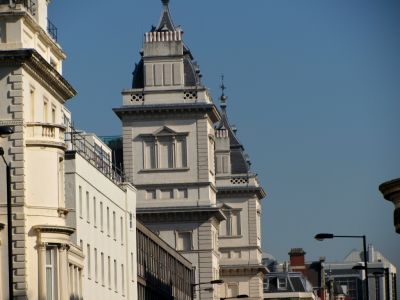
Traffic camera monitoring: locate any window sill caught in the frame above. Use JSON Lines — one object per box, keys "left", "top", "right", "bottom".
{"left": 140, "top": 167, "right": 189, "bottom": 173}
{"left": 219, "top": 235, "right": 243, "bottom": 239}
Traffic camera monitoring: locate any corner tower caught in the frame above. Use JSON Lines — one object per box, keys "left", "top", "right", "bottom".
{"left": 114, "top": 1, "right": 225, "bottom": 299}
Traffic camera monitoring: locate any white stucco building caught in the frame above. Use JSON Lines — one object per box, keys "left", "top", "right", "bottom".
{"left": 64, "top": 131, "right": 137, "bottom": 300}
{"left": 114, "top": 1, "right": 267, "bottom": 299}
{"left": 0, "top": 1, "right": 139, "bottom": 299}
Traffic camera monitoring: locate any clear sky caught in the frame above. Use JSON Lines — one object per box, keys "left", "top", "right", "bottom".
{"left": 49, "top": 0, "right": 400, "bottom": 279}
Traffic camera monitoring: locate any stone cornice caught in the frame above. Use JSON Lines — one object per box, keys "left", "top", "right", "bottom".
{"left": 113, "top": 103, "right": 221, "bottom": 123}
{"left": 33, "top": 225, "right": 75, "bottom": 235}
{"left": 217, "top": 186, "right": 266, "bottom": 199}
{"left": 0, "top": 49, "right": 76, "bottom": 101}
{"left": 220, "top": 264, "right": 268, "bottom": 276}
{"left": 137, "top": 206, "right": 226, "bottom": 222}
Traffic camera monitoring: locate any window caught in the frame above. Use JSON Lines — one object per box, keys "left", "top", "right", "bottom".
{"left": 94, "top": 248, "right": 98, "bottom": 283}
{"left": 114, "top": 259, "right": 117, "bottom": 292}
{"left": 120, "top": 216, "right": 124, "bottom": 245}
{"left": 43, "top": 98, "right": 48, "bottom": 122}
{"left": 263, "top": 278, "right": 269, "bottom": 291}
{"left": 176, "top": 232, "right": 192, "bottom": 251}
{"left": 107, "top": 207, "right": 110, "bottom": 236}
{"left": 30, "top": 88, "right": 35, "bottom": 121}
{"left": 278, "top": 277, "right": 287, "bottom": 290}
{"left": 142, "top": 127, "right": 188, "bottom": 170}
{"left": 87, "top": 244, "right": 91, "bottom": 279}
{"left": 46, "top": 247, "right": 58, "bottom": 300}
{"left": 146, "top": 190, "right": 156, "bottom": 200}
{"left": 51, "top": 105, "right": 56, "bottom": 123}
{"left": 121, "top": 264, "right": 125, "bottom": 296}
{"left": 113, "top": 211, "right": 116, "bottom": 240}
{"left": 101, "top": 252, "right": 105, "bottom": 286}
{"left": 177, "top": 188, "right": 188, "bottom": 199}
{"left": 93, "top": 197, "right": 97, "bottom": 227}
{"left": 108, "top": 256, "right": 111, "bottom": 289}
{"left": 86, "top": 191, "right": 90, "bottom": 223}
{"left": 78, "top": 186, "right": 82, "bottom": 218}
{"left": 222, "top": 209, "right": 241, "bottom": 236}
{"left": 129, "top": 213, "right": 133, "bottom": 229}
{"left": 100, "top": 202, "right": 104, "bottom": 232}
{"left": 160, "top": 189, "right": 173, "bottom": 199}
{"left": 130, "top": 252, "right": 134, "bottom": 282}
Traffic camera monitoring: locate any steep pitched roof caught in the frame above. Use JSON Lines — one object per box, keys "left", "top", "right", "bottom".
{"left": 156, "top": 0, "right": 176, "bottom": 32}
{"left": 216, "top": 103, "right": 251, "bottom": 174}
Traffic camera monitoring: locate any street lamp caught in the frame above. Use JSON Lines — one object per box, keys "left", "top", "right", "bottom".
{"left": 0, "top": 125, "right": 14, "bottom": 300}
{"left": 314, "top": 233, "right": 369, "bottom": 300}
{"left": 220, "top": 295, "right": 249, "bottom": 300}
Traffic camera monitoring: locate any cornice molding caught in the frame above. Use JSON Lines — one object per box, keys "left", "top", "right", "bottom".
{"left": 217, "top": 186, "right": 266, "bottom": 199}
{"left": 0, "top": 49, "right": 76, "bottom": 101}
{"left": 33, "top": 224, "right": 75, "bottom": 235}
{"left": 113, "top": 103, "right": 221, "bottom": 123}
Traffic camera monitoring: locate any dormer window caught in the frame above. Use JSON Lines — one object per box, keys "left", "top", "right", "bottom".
{"left": 141, "top": 126, "right": 188, "bottom": 170}
{"left": 277, "top": 277, "right": 287, "bottom": 290}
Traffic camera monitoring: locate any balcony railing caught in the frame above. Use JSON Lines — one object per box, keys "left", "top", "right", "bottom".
{"left": 47, "top": 19, "right": 58, "bottom": 42}
{"left": 65, "top": 128, "right": 125, "bottom": 185}
{"left": 26, "top": 123, "right": 66, "bottom": 145}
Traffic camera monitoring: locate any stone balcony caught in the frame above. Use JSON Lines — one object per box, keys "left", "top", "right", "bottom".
{"left": 25, "top": 122, "right": 66, "bottom": 149}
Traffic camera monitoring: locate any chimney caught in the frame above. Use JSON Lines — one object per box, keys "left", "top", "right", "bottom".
{"left": 289, "top": 248, "right": 306, "bottom": 272}
{"left": 368, "top": 244, "right": 374, "bottom": 263}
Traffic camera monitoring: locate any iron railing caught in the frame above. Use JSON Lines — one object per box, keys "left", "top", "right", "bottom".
{"left": 47, "top": 19, "right": 58, "bottom": 41}
{"left": 65, "top": 128, "right": 125, "bottom": 185}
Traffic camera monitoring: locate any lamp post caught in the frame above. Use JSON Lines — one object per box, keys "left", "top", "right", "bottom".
{"left": 220, "top": 295, "right": 249, "bottom": 300}
{"left": 0, "top": 125, "right": 14, "bottom": 300}
{"left": 315, "top": 233, "right": 369, "bottom": 300}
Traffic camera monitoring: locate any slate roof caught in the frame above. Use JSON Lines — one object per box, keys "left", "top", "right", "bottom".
{"left": 216, "top": 105, "right": 252, "bottom": 174}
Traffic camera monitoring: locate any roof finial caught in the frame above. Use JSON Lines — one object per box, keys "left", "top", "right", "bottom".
{"left": 161, "top": 0, "right": 169, "bottom": 7}
{"left": 219, "top": 74, "right": 228, "bottom": 109}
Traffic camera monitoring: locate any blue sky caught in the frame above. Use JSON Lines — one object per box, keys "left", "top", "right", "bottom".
{"left": 50, "top": 0, "right": 400, "bottom": 275}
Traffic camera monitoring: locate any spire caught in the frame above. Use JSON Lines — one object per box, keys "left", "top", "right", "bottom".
{"left": 219, "top": 75, "right": 228, "bottom": 110}
{"left": 156, "top": 0, "right": 176, "bottom": 31}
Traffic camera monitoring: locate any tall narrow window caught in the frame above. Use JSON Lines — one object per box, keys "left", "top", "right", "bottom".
{"left": 30, "top": 88, "right": 35, "bottom": 121}
{"left": 129, "top": 212, "right": 133, "bottom": 229}
{"left": 43, "top": 99, "right": 48, "bottom": 122}
{"left": 144, "top": 140, "right": 156, "bottom": 169}
{"left": 87, "top": 244, "right": 91, "bottom": 279}
{"left": 46, "top": 247, "right": 58, "bottom": 300}
{"left": 86, "top": 191, "right": 90, "bottom": 223}
{"left": 100, "top": 202, "right": 104, "bottom": 232}
{"left": 120, "top": 216, "right": 124, "bottom": 245}
{"left": 108, "top": 256, "right": 111, "bottom": 289}
{"left": 93, "top": 197, "right": 97, "bottom": 227}
{"left": 121, "top": 264, "right": 125, "bottom": 296}
{"left": 114, "top": 259, "right": 117, "bottom": 292}
{"left": 113, "top": 211, "right": 116, "bottom": 240}
{"left": 51, "top": 105, "right": 56, "bottom": 123}
{"left": 101, "top": 252, "right": 105, "bottom": 286}
{"left": 131, "top": 252, "right": 134, "bottom": 282}
{"left": 175, "top": 138, "right": 187, "bottom": 168}
{"left": 159, "top": 137, "right": 173, "bottom": 168}
{"left": 94, "top": 248, "right": 98, "bottom": 283}
{"left": 176, "top": 232, "right": 192, "bottom": 251}
{"left": 107, "top": 207, "right": 110, "bottom": 236}
{"left": 78, "top": 186, "right": 82, "bottom": 218}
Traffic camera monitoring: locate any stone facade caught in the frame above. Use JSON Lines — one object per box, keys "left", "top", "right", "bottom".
{"left": 0, "top": 1, "right": 76, "bottom": 298}
{"left": 114, "top": 1, "right": 266, "bottom": 299}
